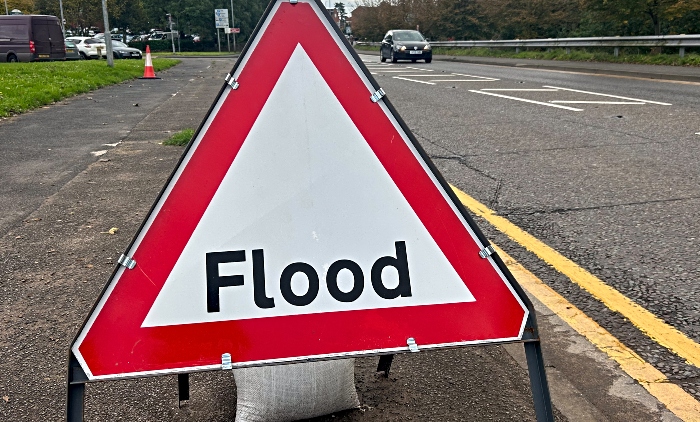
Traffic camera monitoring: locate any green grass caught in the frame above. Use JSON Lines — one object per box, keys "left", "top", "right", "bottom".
{"left": 354, "top": 45, "right": 700, "bottom": 67}
{"left": 162, "top": 128, "right": 195, "bottom": 146}
{"left": 0, "top": 58, "right": 180, "bottom": 117}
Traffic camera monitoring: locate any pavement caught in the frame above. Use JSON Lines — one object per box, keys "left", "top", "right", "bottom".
{"left": 0, "top": 56, "right": 693, "bottom": 420}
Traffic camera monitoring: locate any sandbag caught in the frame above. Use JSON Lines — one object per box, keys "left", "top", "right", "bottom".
{"left": 234, "top": 359, "right": 359, "bottom": 422}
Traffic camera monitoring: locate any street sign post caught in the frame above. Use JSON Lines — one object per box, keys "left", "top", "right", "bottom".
{"left": 67, "top": 0, "right": 553, "bottom": 420}
{"left": 214, "top": 8, "right": 229, "bottom": 52}
{"left": 214, "top": 8, "right": 229, "bottom": 28}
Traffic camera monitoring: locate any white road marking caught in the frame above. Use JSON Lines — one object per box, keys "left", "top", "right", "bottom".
{"left": 393, "top": 76, "right": 436, "bottom": 85}
{"left": 376, "top": 70, "right": 418, "bottom": 73}
{"left": 405, "top": 67, "right": 433, "bottom": 71}
{"left": 450, "top": 73, "right": 499, "bottom": 81}
{"left": 481, "top": 89, "right": 559, "bottom": 92}
{"left": 543, "top": 85, "right": 672, "bottom": 105}
{"left": 470, "top": 90, "right": 583, "bottom": 111}
{"left": 430, "top": 79, "right": 497, "bottom": 82}
{"left": 551, "top": 101, "right": 646, "bottom": 105}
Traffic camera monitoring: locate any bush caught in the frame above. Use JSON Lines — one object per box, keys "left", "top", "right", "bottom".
{"left": 129, "top": 39, "right": 220, "bottom": 52}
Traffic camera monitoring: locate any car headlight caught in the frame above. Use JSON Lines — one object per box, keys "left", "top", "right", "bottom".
{"left": 424, "top": 44, "right": 431, "bottom": 50}
{"left": 398, "top": 45, "right": 406, "bottom": 51}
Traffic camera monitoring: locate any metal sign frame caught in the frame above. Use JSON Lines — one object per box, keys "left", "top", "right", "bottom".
{"left": 66, "top": 0, "right": 553, "bottom": 419}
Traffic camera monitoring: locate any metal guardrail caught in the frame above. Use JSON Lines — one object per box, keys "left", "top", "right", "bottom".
{"left": 358, "top": 34, "right": 700, "bottom": 57}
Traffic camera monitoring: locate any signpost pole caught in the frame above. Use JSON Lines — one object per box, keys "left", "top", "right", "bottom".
{"left": 217, "top": 28, "right": 221, "bottom": 52}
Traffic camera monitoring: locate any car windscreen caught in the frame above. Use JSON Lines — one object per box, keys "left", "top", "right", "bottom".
{"left": 392, "top": 31, "right": 425, "bottom": 42}
{"left": 111, "top": 41, "right": 126, "bottom": 48}
{"left": 65, "top": 41, "right": 76, "bottom": 47}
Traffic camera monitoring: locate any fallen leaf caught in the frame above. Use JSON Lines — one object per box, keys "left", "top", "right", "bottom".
{"left": 2, "top": 396, "right": 8, "bottom": 402}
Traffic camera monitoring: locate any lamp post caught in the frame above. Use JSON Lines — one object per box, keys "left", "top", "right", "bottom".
{"left": 4, "top": 0, "right": 8, "bottom": 15}
{"left": 58, "top": 0, "right": 66, "bottom": 36}
{"left": 167, "top": 13, "right": 175, "bottom": 54}
{"left": 100, "top": 0, "right": 114, "bottom": 67}
{"left": 229, "top": 0, "right": 235, "bottom": 51}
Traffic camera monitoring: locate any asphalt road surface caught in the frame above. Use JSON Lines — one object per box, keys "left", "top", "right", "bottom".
{"left": 0, "top": 53, "right": 698, "bottom": 421}
{"left": 360, "top": 52, "right": 700, "bottom": 400}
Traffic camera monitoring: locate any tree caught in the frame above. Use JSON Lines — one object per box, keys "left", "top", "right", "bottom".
{"left": 433, "top": 0, "right": 488, "bottom": 40}
{"left": 583, "top": 0, "right": 700, "bottom": 35}
{"left": 335, "top": 2, "right": 347, "bottom": 30}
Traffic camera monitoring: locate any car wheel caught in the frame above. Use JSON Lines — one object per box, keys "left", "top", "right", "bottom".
{"left": 80, "top": 52, "right": 87, "bottom": 60}
{"left": 7, "top": 54, "right": 18, "bottom": 63}
{"left": 391, "top": 50, "right": 397, "bottom": 63}
{"left": 380, "top": 50, "right": 386, "bottom": 62}
{"left": 425, "top": 58, "right": 432, "bottom": 63}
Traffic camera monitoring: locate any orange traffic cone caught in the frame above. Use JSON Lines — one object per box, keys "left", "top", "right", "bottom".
{"left": 139, "top": 45, "right": 160, "bottom": 79}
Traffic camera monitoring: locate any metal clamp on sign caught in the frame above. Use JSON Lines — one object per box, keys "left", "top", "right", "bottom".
{"left": 370, "top": 88, "right": 386, "bottom": 103}
{"left": 479, "top": 245, "right": 495, "bottom": 259}
{"left": 117, "top": 254, "right": 136, "bottom": 270}
{"left": 225, "top": 74, "right": 239, "bottom": 90}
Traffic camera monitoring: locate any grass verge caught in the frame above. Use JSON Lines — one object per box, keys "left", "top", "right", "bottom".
{"left": 354, "top": 45, "right": 700, "bottom": 66}
{"left": 162, "top": 128, "right": 195, "bottom": 146}
{"left": 0, "top": 58, "right": 180, "bottom": 117}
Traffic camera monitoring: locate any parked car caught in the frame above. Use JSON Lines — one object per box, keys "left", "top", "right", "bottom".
{"left": 110, "top": 41, "right": 142, "bottom": 59}
{"left": 0, "top": 15, "right": 66, "bottom": 62}
{"left": 64, "top": 40, "right": 82, "bottom": 60}
{"left": 66, "top": 37, "right": 106, "bottom": 59}
{"left": 380, "top": 29, "right": 432, "bottom": 63}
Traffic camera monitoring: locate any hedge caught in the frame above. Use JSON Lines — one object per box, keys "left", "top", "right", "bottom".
{"left": 128, "top": 39, "right": 222, "bottom": 52}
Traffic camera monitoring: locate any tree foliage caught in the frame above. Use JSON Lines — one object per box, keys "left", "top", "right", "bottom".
{"left": 30, "top": 0, "right": 267, "bottom": 43}
{"left": 352, "top": 0, "right": 700, "bottom": 40}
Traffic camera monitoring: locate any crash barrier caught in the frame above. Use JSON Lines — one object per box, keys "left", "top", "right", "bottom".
{"left": 358, "top": 34, "right": 700, "bottom": 57}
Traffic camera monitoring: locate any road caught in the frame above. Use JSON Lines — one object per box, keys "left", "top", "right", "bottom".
{"left": 359, "top": 52, "right": 700, "bottom": 404}
{"left": 0, "top": 54, "right": 698, "bottom": 420}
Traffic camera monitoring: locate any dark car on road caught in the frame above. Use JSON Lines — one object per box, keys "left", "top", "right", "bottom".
{"left": 0, "top": 15, "right": 66, "bottom": 62}
{"left": 111, "top": 40, "right": 142, "bottom": 59}
{"left": 380, "top": 29, "right": 432, "bottom": 63}
{"left": 64, "top": 40, "right": 81, "bottom": 60}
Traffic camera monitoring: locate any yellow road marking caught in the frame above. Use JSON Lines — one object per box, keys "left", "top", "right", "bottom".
{"left": 495, "top": 245, "right": 700, "bottom": 420}
{"left": 449, "top": 185, "right": 700, "bottom": 368}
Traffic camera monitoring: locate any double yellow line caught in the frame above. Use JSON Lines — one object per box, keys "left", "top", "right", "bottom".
{"left": 451, "top": 186, "right": 700, "bottom": 420}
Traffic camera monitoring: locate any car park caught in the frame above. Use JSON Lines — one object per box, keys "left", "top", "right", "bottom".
{"left": 0, "top": 15, "right": 65, "bottom": 62}
{"left": 110, "top": 41, "right": 142, "bottom": 59}
{"left": 64, "top": 40, "right": 82, "bottom": 60}
{"left": 380, "top": 29, "right": 432, "bottom": 63}
{"left": 66, "top": 37, "right": 107, "bottom": 59}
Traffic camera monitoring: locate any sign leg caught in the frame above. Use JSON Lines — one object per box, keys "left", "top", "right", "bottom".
{"left": 524, "top": 341, "right": 554, "bottom": 422}
{"left": 376, "top": 354, "right": 394, "bottom": 377}
{"left": 66, "top": 351, "right": 87, "bottom": 422}
{"left": 178, "top": 373, "right": 190, "bottom": 407}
